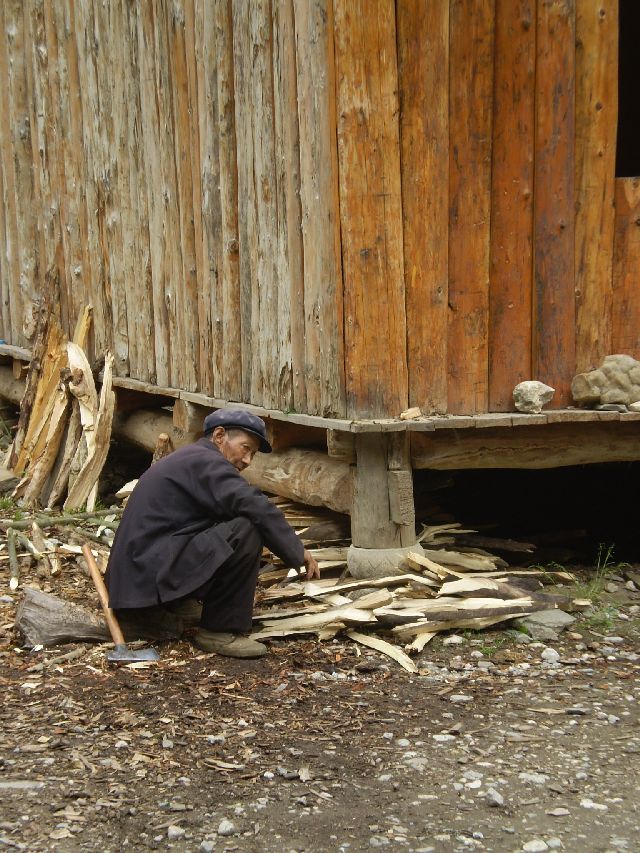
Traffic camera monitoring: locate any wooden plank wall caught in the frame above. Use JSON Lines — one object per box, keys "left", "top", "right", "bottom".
{"left": 0, "top": 0, "right": 632, "bottom": 419}
{"left": 0, "top": 0, "right": 347, "bottom": 416}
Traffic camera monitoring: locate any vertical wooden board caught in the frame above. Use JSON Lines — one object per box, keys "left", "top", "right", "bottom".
{"left": 72, "top": 0, "right": 114, "bottom": 361}
{"left": 533, "top": 0, "right": 576, "bottom": 404}
{"left": 232, "top": 1, "right": 257, "bottom": 402}
{"left": 294, "top": 0, "right": 345, "bottom": 417}
{"left": 334, "top": 0, "right": 407, "bottom": 419}
{"left": 574, "top": 0, "right": 617, "bottom": 372}
{"left": 194, "top": 0, "right": 220, "bottom": 397}
{"left": 397, "top": 0, "right": 449, "bottom": 415}
{"left": 183, "top": 0, "right": 206, "bottom": 392}
{"left": 488, "top": 0, "right": 535, "bottom": 411}
{"left": 272, "top": 0, "right": 302, "bottom": 412}
{"left": 1, "top": 1, "right": 39, "bottom": 347}
{"left": 39, "top": 0, "right": 82, "bottom": 339}
{"left": 23, "top": 1, "right": 51, "bottom": 330}
{"left": 137, "top": 1, "right": 171, "bottom": 387}
{"left": 120, "top": 1, "right": 156, "bottom": 382}
{"left": 0, "top": 2, "right": 18, "bottom": 342}
{"left": 95, "top": 0, "right": 129, "bottom": 375}
{"left": 214, "top": 0, "right": 241, "bottom": 402}
{"left": 165, "top": 0, "right": 200, "bottom": 392}
{"left": 0, "top": 134, "right": 7, "bottom": 339}
{"left": 149, "top": 0, "right": 184, "bottom": 387}
{"left": 249, "top": 0, "right": 279, "bottom": 409}
{"left": 447, "top": 0, "right": 495, "bottom": 415}
{"left": 50, "top": 0, "right": 94, "bottom": 347}
{"left": 612, "top": 179, "right": 640, "bottom": 359}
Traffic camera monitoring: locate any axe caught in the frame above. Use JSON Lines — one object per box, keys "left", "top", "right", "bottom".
{"left": 82, "top": 544, "right": 159, "bottom": 664}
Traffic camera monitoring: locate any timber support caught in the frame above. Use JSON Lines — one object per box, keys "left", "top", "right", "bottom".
{"left": 347, "top": 432, "right": 422, "bottom": 579}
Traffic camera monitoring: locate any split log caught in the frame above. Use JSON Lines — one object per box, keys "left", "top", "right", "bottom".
{"left": 46, "top": 400, "right": 82, "bottom": 507}
{"left": 8, "top": 265, "right": 60, "bottom": 469}
{"left": 345, "top": 630, "right": 418, "bottom": 674}
{"left": 65, "top": 353, "right": 116, "bottom": 511}
{"left": 15, "top": 587, "right": 184, "bottom": 648}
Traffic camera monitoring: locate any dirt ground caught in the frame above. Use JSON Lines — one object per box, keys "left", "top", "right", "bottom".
{"left": 1, "top": 579, "right": 639, "bottom": 853}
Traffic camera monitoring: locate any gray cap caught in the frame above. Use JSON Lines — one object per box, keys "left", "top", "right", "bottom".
{"left": 202, "top": 409, "right": 272, "bottom": 453}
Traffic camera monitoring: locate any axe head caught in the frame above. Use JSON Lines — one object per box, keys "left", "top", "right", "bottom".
{"left": 107, "top": 644, "right": 160, "bottom": 664}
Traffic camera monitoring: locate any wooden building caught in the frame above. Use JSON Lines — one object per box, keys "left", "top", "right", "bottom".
{"left": 1, "top": 0, "right": 639, "bottom": 558}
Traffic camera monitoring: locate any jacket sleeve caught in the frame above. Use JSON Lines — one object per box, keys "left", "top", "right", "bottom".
{"left": 195, "top": 456, "right": 306, "bottom": 568}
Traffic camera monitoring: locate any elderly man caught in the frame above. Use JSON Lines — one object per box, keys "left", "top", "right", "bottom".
{"left": 105, "top": 409, "right": 319, "bottom": 658}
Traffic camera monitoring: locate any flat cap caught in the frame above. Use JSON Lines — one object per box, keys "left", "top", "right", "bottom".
{"left": 202, "top": 408, "right": 272, "bottom": 453}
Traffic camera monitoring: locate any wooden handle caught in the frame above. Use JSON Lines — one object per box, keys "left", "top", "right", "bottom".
{"left": 82, "top": 544, "right": 126, "bottom": 646}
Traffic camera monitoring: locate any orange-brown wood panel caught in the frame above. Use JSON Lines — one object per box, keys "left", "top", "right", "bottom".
{"left": 612, "top": 178, "right": 640, "bottom": 360}
{"left": 397, "top": 0, "right": 449, "bottom": 415}
{"left": 488, "top": 0, "right": 535, "bottom": 411}
{"left": 448, "top": 0, "right": 495, "bottom": 414}
{"left": 533, "top": 0, "right": 576, "bottom": 404}
{"left": 334, "top": 0, "right": 408, "bottom": 418}
{"left": 574, "top": 0, "right": 618, "bottom": 373}
{"left": 294, "top": 0, "right": 346, "bottom": 418}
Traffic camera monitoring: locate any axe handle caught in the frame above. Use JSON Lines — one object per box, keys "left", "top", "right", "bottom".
{"left": 82, "top": 544, "right": 126, "bottom": 647}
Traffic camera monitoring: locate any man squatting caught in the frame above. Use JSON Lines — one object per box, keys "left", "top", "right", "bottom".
{"left": 105, "top": 410, "right": 320, "bottom": 658}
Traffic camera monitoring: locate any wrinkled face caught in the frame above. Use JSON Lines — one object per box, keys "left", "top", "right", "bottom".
{"left": 211, "top": 427, "right": 260, "bottom": 471}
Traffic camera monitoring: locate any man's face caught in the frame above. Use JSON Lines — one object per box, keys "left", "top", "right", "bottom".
{"left": 212, "top": 428, "right": 260, "bottom": 471}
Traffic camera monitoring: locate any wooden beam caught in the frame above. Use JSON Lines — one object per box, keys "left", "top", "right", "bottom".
{"left": 243, "top": 447, "right": 352, "bottom": 515}
{"left": 327, "top": 429, "right": 356, "bottom": 463}
{"left": 411, "top": 422, "right": 640, "bottom": 470}
{"left": 351, "top": 432, "right": 415, "bottom": 549}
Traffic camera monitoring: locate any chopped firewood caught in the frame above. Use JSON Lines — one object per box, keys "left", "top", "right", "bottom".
{"left": 151, "top": 433, "right": 175, "bottom": 464}
{"left": 115, "top": 479, "right": 138, "bottom": 500}
{"left": 258, "top": 605, "right": 375, "bottom": 632}
{"left": 406, "top": 632, "right": 436, "bottom": 652}
{"left": 8, "top": 266, "right": 62, "bottom": 471}
{"left": 303, "top": 574, "right": 438, "bottom": 597}
{"left": 29, "top": 522, "right": 53, "bottom": 577}
{"left": 422, "top": 548, "right": 499, "bottom": 571}
{"left": 392, "top": 610, "right": 536, "bottom": 639}
{"left": 251, "top": 623, "right": 343, "bottom": 640}
{"left": 345, "top": 630, "right": 418, "bottom": 673}
{"left": 46, "top": 400, "right": 82, "bottom": 508}
{"left": 65, "top": 353, "right": 116, "bottom": 511}
{"left": 7, "top": 527, "right": 19, "bottom": 590}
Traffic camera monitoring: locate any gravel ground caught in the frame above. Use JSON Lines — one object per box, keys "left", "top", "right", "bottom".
{"left": 1, "top": 605, "right": 639, "bottom": 853}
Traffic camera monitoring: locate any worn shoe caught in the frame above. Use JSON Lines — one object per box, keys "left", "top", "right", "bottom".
{"left": 192, "top": 630, "right": 267, "bottom": 659}
{"left": 166, "top": 597, "right": 203, "bottom": 627}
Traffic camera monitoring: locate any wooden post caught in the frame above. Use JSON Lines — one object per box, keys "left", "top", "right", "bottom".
{"left": 351, "top": 433, "right": 416, "bottom": 549}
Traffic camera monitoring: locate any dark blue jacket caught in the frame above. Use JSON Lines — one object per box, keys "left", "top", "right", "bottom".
{"left": 105, "top": 438, "right": 304, "bottom": 608}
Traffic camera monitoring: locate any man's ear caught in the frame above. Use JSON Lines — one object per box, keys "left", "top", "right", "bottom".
{"left": 211, "top": 426, "right": 226, "bottom": 446}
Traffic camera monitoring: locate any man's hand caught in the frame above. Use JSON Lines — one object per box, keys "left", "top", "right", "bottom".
{"left": 302, "top": 549, "right": 320, "bottom": 580}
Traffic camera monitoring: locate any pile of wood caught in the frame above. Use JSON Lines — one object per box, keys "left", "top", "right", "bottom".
{"left": 4, "top": 285, "right": 116, "bottom": 512}
{"left": 4, "top": 490, "right": 578, "bottom": 671}
{"left": 250, "top": 507, "right": 576, "bottom": 672}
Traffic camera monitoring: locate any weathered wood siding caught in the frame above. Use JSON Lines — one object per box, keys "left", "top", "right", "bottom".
{"left": 0, "top": 0, "right": 632, "bottom": 418}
